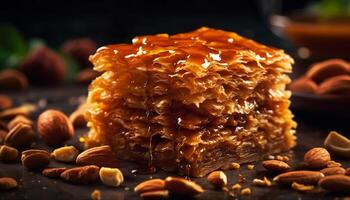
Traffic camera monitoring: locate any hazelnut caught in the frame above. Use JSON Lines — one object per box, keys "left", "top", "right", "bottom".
{"left": 69, "top": 109, "right": 87, "bottom": 128}
{"left": 37, "top": 109, "right": 74, "bottom": 146}
{"left": 61, "top": 38, "right": 97, "bottom": 68}
{"left": 0, "top": 70, "right": 28, "bottom": 90}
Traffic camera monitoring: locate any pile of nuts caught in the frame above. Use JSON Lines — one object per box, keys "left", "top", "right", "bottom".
{"left": 290, "top": 59, "right": 350, "bottom": 96}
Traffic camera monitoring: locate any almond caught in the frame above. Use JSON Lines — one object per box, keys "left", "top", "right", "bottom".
{"left": 76, "top": 145, "right": 118, "bottom": 168}
{"left": 0, "top": 104, "right": 36, "bottom": 120}
{"left": 318, "top": 175, "right": 350, "bottom": 192}
{"left": 8, "top": 115, "right": 34, "bottom": 130}
{"left": 60, "top": 165, "right": 100, "bottom": 184}
{"left": 320, "top": 167, "right": 345, "bottom": 176}
{"left": 306, "top": 59, "right": 350, "bottom": 83}
{"left": 289, "top": 78, "right": 318, "bottom": 94}
{"left": 140, "top": 190, "right": 169, "bottom": 200}
{"left": 134, "top": 179, "right": 165, "bottom": 194}
{"left": 273, "top": 171, "right": 324, "bottom": 185}
{"left": 207, "top": 171, "right": 227, "bottom": 188}
{"left": 304, "top": 147, "right": 331, "bottom": 169}
{"left": 164, "top": 176, "right": 203, "bottom": 196}
{"left": 0, "top": 69, "right": 28, "bottom": 90}
{"left": 37, "top": 109, "right": 74, "bottom": 146}
{"left": 4, "top": 123, "right": 35, "bottom": 149}
{"left": 42, "top": 167, "right": 67, "bottom": 178}
{"left": 317, "top": 75, "right": 350, "bottom": 96}
{"left": 76, "top": 69, "right": 99, "bottom": 85}
{"left": 51, "top": 146, "right": 79, "bottom": 163}
{"left": 0, "top": 145, "right": 18, "bottom": 162}
{"left": 262, "top": 160, "right": 290, "bottom": 172}
{"left": 324, "top": 131, "right": 350, "bottom": 158}
{"left": 0, "top": 177, "right": 18, "bottom": 190}
{"left": 99, "top": 167, "right": 124, "bottom": 187}
{"left": 21, "top": 149, "right": 50, "bottom": 171}
{"left": 0, "top": 95, "right": 12, "bottom": 110}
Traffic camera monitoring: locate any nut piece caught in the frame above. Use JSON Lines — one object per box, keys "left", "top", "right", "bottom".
{"left": 207, "top": 171, "right": 227, "bottom": 188}
{"left": 8, "top": 115, "right": 33, "bottom": 130}
{"left": 229, "top": 162, "right": 240, "bottom": 170}
{"left": 134, "top": 179, "right": 165, "bottom": 194}
{"left": 273, "top": 170, "right": 324, "bottom": 185}
{"left": 0, "top": 69, "right": 28, "bottom": 90}
{"left": 291, "top": 182, "right": 314, "bottom": 192}
{"left": 140, "top": 190, "right": 169, "bottom": 200}
{"left": 320, "top": 167, "right": 346, "bottom": 176}
{"left": 317, "top": 75, "right": 350, "bottom": 95}
{"left": 318, "top": 175, "right": 350, "bottom": 192}
{"left": 38, "top": 109, "right": 74, "bottom": 146}
{"left": 42, "top": 167, "right": 67, "bottom": 178}
{"left": 304, "top": 147, "right": 331, "bottom": 169}
{"left": 240, "top": 188, "right": 251, "bottom": 196}
{"left": 252, "top": 177, "right": 272, "bottom": 187}
{"left": 0, "top": 95, "right": 12, "bottom": 110}
{"left": 324, "top": 131, "right": 350, "bottom": 158}
{"left": 21, "top": 149, "right": 50, "bottom": 171}
{"left": 69, "top": 109, "right": 87, "bottom": 128}
{"left": 51, "top": 146, "right": 79, "bottom": 163}
{"left": 0, "top": 145, "right": 18, "bottom": 162}
{"left": 5, "top": 123, "right": 35, "bottom": 149}
{"left": 60, "top": 165, "right": 100, "bottom": 184}
{"left": 76, "top": 145, "right": 118, "bottom": 168}
{"left": 164, "top": 176, "right": 203, "bottom": 196}
{"left": 99, "top": 167, "right": 124, "bottom": 187}
{"left": 0, "top": 177, "right": 18, "bottom": 190}
{"left": 0, "top": 104, "right": 36, "bottom": 120}
{"left": 262, "top": 160, "right": 290, "bottom": 172}
{"left": 289, "top": 78, "right": 318, "bottom": 94}
{"left": 327, "top": 160, "right": 342, "bottom": 168}
{"left": 91, "top": 189, "right": 101, "bottom": 200}
{"left": 306, "top": 59, "right": 350, "bottom": 83}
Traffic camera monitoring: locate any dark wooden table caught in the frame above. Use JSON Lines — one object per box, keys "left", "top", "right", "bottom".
{"left": 1, "top": 86, "right": 349, "bottom": 200}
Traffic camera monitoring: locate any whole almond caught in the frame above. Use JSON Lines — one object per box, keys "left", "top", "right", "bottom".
{"left": 289, "top": 78, "right": 318, "bottom": 94}
{"left": 273, "top": 171, "right": 324, "bottom": 185}
{"left": 8, "top": 115, "right": 34, "bottom": 130}
{"left": 0, "top": 70, "right": 28, "bottom": 90}
{"left": 135, "top": 179, "right": 165, "bottom": 194}
{"left": 51, "top": 146, "right": 79, "bottom": 163}
{"left": 38, "top": 109, "right": 74, "bottom": 146}
{"left": 324, "top": 131, "right": 350, "bottom": 158}
{"left": 99, "top": 167, "right": 124, "bottom": 187}
{"left": 0, "top": 177, "right": 18, "bottom": 190}
{"left": 21, "top": 149, "right": 50, "bottom": 171}
{"left": 0, "top": 104, "right": 36, "bottom": 120}
{"left": 164, "top": 176, "right": 203, "bottom": 196}
{"left": 42, "top": 167, "right": 67, "bottom": 178}
{"left": 76, "top": 145, "right": 118, "bottom": 168}
{"left": 262, "top": 160, "right": 290, "bottom": 172}
{"left": 207, "top": 171, "right": 227, "bottom": 188}
{"left": 0, "top": 145, "right": 18, "bottom": 162}
{"left": 60, "top": 165, "right": 99, "bottom": 184}
{"left": 306, "top": 59, "right": 350, "bottom": 83}
{"left": 304, "top": 147, "right": 331, "bottom": 169}
{"left": 0, "top": 95, "right": 12, "bottom": 110}
{"left": 140, "top": 190, "right": 169, "bottom": 200}
{"left": 320, "top": 167, "right": 346, "bottom": 176}
{"left": 318, "top": 75, "right": 350, "bottom": 96}
{"left": 318, "top": 175, "right": 350, "bottom": 192}
{"left": 5, "top": 123, "right": 35, "bottom": 149}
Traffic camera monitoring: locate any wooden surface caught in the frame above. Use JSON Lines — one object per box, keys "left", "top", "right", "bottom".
{"left": 1, "top": 86, "right": 350, "bottom": 200}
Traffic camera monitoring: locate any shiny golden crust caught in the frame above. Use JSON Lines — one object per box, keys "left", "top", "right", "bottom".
{"left": 85, "top": 27, "right": 296, "bottom": 177}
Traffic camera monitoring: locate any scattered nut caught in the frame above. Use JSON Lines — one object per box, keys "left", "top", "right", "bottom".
{"left": 8, "top": 115, "right": 34, "bottom": 130}
{"left": 326, "top": 160, "right": 342, "bottom": 168}
{"left": 247, "top": 164, "right": 255, "bottom": 170}
{"left": 60, "top": 165, "right": 100, "bottom": 184}
{"left": 69, "top": 109, "right": 87, "bottom": 128}
{"left": 21, "top": 149, "right": 50, "bottom": 171}
{"left": 317, "top": 75, "right": 350, "bottom": 95}
{"left": 324, "top": 131, "right": 350, "bottom": 158}
{"left": 273, "top": 170, "right": 324, "bottom": 185}
{"left": 0, "top": 69, "right": 28, "bottom": 90}
{"left": 0, "top": 95, "right": 12, "bottom": 110}
{"left": 90, "top": 189, "right": 101, "bottom": 200}
{"left": 0, "top": 177, "right": 18, "bottom": 190}
{"left": 76, "top": 145, "right": 118, "bottom": 168}
{"left": 229, "top": 162, "right": 240, "bottom": 170}
{"left": 0, "top": 145, "right": 18, "bottom": 162}
{"left": 37, "top": 109, "right": 74, "bottom": 146}
{"left": 318, "top": 175, "right": 350, "bottom": 192}
{"left": 135, "top": 179, "right": 165, "bottom": 194}
{"left": 320, "top": 167, "right": 346, "bottom": 176}
{"left": 4, "top": 123, "right": 35, "bottom": 149}
{"left": 42, "top": 167, "right": 67, "bottom": 178}
{"left": 306, "top": 59, "right": 350, "bottom": 83}
{"left": 207, "top": 170, "right": 227, "bottom": 188}
{"left": 164, "top": 176, "right": 203, "bottom": 196}
{"left": 99, "top": 167, "right": 124, "bottom": 187}
{"left": 291, "top": 182, "right": 314, "bottom": 192}
{"left": 262, "top": 160, "right": 290, "bottom": 172}
{"left": 304, "top": 147, "right": 331, "bottom": 169}
{"left": 289, "top": 78, "right": 318, "bottom": 94}
{"left": 231, "top": 183, "right": 241, "bottom": 195}
{"left": 240, "top": 188, "right": 251, "bottom": 196}
{"left": 252, "top": 177, "right": 272, "bottom": 187}
{"left": 0, "top": 104, "right": 36, "bottom": 120}
{"left": 51, "top": 146, "right": 79, "bottom": 163}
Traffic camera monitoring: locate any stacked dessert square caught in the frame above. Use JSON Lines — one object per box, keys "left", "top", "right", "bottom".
{"left": 85, "top": 27, "right": 296, "bottom": 177}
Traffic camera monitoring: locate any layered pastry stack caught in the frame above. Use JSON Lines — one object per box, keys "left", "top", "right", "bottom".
{"left": 85, "top": 27, "right": 296, "bottom": 177}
